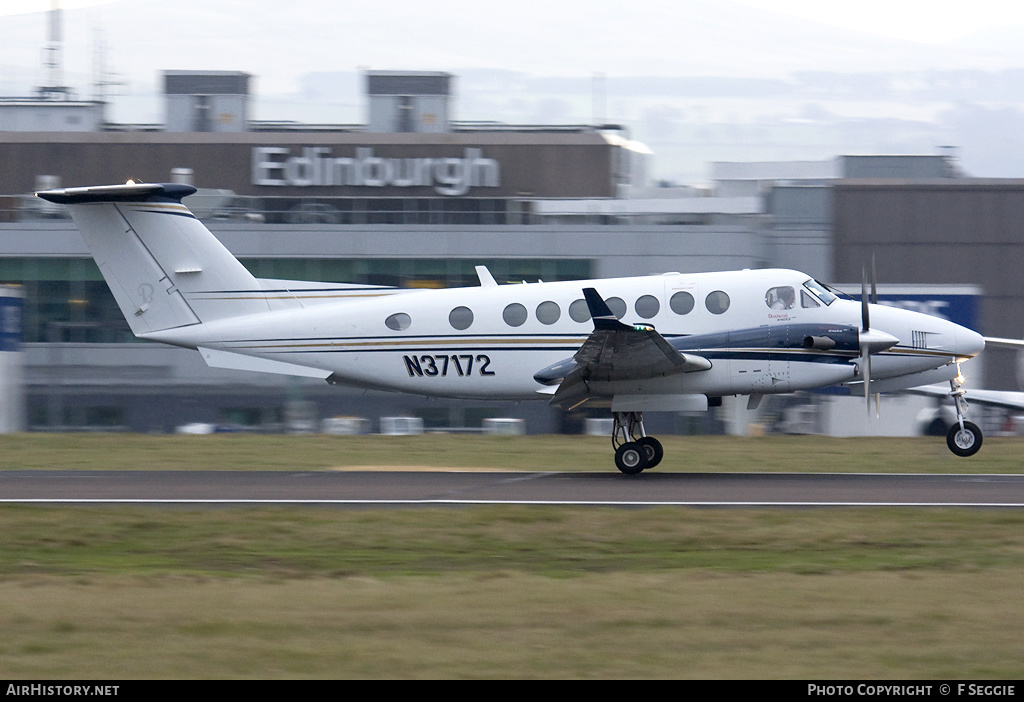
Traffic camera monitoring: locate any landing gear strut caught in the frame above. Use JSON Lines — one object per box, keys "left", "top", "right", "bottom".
{"left": 612, "top": 411, "right": 663, "bottom": 474}
{"left": 946, "top": 373, "right": 982, "bottom": 457}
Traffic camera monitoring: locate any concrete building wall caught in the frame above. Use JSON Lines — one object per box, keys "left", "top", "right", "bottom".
{"left": 0, "top": 132, "right": 622, "bottom": 200}
{"left": 833, "top": 179, "right": 1024, "bottom": 390}
{"left": 0, "top": 102, "right": 106, "bottom": 132}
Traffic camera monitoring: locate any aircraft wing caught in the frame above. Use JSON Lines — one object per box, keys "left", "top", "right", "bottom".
{"left": 538, "top": 288, "right": 711, "bottom": 409}
{"left": 908, "top": 384, "right": 1024, "bottom": 412}
{"left": 985, "top": 337, "right": 1024, "bottom": 350}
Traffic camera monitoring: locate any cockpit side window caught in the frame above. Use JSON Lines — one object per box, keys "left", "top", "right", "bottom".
{"left": 800, "top": 290, "right": 821, "bottom": 308}
{"left": 766, "top": 286, "right": 796, "bottom": 310}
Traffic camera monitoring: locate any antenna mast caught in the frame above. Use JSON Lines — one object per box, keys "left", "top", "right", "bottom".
{"left": 38, "top": 0, "right": 70, "bottom": 99}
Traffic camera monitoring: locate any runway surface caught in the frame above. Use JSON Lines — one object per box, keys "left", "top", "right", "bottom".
{"left": 3, "top": 470, "right": 1024, "bottom": 506}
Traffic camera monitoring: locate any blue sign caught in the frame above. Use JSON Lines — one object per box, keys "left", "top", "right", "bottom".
{"left": 0, "top": 295, "right": 23, "bottom": 352}
{"left": 841, "top": 287, "right": 980, "bottom": 332}
{"left": 874, "top": 294, "right": 979, "bottom": 331}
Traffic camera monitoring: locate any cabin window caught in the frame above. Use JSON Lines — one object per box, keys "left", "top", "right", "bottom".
{"left": 385, "top": 312, "right": 411, "bottom": 331}
{"left": 449, "top": 306, "right": 474, "bottom": 330}
{"left": 536, "top": 301, "right": 561, "bottom": 325}
{"left": 635, "top": 295, "right": 660, "bottom": 319}
{"left": 606, "top": 297, "right": 627, "bottom": 319}
{"left": 502, "top": 303, "right": 527, "bottom": 327}
{"left": 705, "top": 291, "right": 730, "bottom": 315}
{"left": 670, "top": 291, "right": 695, "bottom": 315}
{"left": 765, "top": 286, "right": 796, "bottom": 310}
{"left": 569, "top": 299, "right": 591, "bottom": 322}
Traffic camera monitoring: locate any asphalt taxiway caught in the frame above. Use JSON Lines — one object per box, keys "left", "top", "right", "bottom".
{"left": 3, "top": 470, "right": 1024, "bottom": 506}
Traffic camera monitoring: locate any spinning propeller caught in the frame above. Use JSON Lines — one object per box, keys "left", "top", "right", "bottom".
{"left": 858, "top": 255, "right": 897, "bottom": 416}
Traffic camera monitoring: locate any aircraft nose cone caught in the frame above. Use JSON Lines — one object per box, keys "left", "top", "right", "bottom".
{"left": 957, "top": 327, "right": 986, "bottom": 359}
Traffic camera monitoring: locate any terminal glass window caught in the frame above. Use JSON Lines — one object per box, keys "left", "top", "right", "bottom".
{"left": 0, "top": 256, "right": 593, "bottom": 344}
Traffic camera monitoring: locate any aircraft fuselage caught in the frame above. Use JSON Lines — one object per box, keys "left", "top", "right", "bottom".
{"left": 146, "top": 268, "right": 982, "bottom": 401}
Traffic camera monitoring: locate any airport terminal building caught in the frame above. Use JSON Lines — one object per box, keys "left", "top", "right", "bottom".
{"left": 1, "top": 71, "right": 1022, "bottom": 435}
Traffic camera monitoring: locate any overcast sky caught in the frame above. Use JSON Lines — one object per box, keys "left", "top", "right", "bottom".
{"left": 732, "top": 0, "right": 1024, "bottom": 42}
{"left": 5, "top": 0, "right": 1024, "bottom": 180}
{"left": 7, "top": 0, "right": 1024, "bottom": 44}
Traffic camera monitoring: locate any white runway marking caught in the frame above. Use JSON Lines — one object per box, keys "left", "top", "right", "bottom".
{"left": 4, "top": 498, "right": 1024, "bottom": 507}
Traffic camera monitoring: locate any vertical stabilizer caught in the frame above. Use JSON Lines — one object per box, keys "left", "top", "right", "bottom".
{"left": 37, "top": 183, "right": 268, "bottom": 335}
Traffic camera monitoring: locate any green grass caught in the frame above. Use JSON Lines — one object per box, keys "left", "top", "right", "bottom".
{"left": 1, "top": 506, "right": 1024, "bottom": 678}
{"left": 1, "top": 433, "right": 1024, "bottom": 678}
{"left": 1, "top": 432, "right": 1022, "bottom": 472}
{"left": 3, "top": 506, "right": 1024, "bottom": 579}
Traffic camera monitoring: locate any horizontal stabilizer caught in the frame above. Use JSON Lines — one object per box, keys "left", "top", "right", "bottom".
{"left": 36, "top": 182, "right": 196, "bottom": 204}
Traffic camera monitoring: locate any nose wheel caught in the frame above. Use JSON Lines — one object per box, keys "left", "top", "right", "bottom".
{"left": 947, "top": 420, "right": 982, "bottom": 456}
{"left": 946, "top": 375, "right": 982, "bottom": 457}
{"left": 611, "top": 412, "right": 663, "bottom": 474}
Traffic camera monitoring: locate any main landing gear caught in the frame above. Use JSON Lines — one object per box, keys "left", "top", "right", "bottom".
{"left": 946, "top": 375, "right": 982, "bottom": 457}
{"left": 612, "top": 411, "right": 663, "bottom": 475}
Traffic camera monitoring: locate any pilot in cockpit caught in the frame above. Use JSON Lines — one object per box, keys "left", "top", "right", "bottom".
{"left": 767, "top": 286, "right": 796, "bottom": 310}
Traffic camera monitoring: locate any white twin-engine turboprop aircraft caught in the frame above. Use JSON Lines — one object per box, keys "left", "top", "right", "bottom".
{"left": 38, "top": 182, "right": 998, "bottom": 473}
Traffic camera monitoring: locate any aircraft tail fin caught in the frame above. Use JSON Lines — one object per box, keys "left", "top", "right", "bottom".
{"left": 36, "top": 183, "right": 268, "bottom": 336}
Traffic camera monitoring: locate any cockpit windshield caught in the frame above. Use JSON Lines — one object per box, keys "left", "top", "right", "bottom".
{"left": 803, "top": 279, "right": 838, "bottom": 306}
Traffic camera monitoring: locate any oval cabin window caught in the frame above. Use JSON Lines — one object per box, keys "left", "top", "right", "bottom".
{"left": 536, "top": 301, "right": 561, "bottom": 325}
{"left": 449, "top": 306, "right": 474, "bottom": 330}
{"left": 635, "top": 295, "right": 660, "bottom": 319}
{"left": 503, "top": 303, "right": 528, "bottom": 327}
{"left": 705, "top": 291, "right": 730, "bottom": 315}
{"left": 670, "top": 291, "right": 695, "bottom": 315}
{"left": 385, "top": 312, "right": 411, "bottom": 331}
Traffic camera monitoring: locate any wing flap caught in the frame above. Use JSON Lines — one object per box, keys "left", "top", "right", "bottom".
{"left": 538, "top": 287, "right": 711, "bottom": 408}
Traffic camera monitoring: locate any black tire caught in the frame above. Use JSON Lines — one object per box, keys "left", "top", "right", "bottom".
{"left": 614, "top": 442, "right": 648, "bottom": 475}
{"left": 637, "top": 436, "right": 664, "bottom": 469}
{"left": 946, "top": 421, "right": 983, "bottom": 457}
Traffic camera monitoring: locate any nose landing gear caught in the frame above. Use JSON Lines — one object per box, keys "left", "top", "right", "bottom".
{"left": 947, "top": 374, "right": 982, "bottom": 457}
{"left": 612, "top": 411, "right": 664, "bottom": 474}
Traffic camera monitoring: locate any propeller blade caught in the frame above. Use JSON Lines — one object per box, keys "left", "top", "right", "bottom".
{"left": 870, "top": 253, "right": 878, "bottom": 305}
{"left": 862, "top": 347, "right": 872, "bottom": 417}
{"left": 861, "top": 266, "right": 870, "bottom": 332}
{"left": 861, "top": 260, "right": 877, "bottom": 418}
